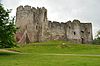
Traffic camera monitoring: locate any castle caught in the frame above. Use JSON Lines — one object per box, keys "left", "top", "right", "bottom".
{"left": 16, "top": 5, "right": 93, "bottom": 44}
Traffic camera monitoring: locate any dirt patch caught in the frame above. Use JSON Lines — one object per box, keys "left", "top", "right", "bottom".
{"left": 0, "top": 49, "right": 20, "bottom": 53}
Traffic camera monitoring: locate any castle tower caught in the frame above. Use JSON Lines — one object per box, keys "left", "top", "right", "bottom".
{"left": 64, "top": 20, "right": 93, "bottom": 43}
{"left": 80, "top": 23, "right": 93, "bottom": 43}
{"left": 64, "top": 20, "right": 81, "bottom": 43}
{"left": 16, "top": 5, "right": 48, "bottom": 43}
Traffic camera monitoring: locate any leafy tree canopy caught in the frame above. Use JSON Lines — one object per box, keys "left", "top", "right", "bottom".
{"left": 92, "top": 30, "right": 100, "bottom": 44}
{"left": 0, "top": 3, "right": 17, "bottom": 48}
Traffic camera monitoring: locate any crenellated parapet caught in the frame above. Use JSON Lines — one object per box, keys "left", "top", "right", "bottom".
{"left": 17, "top": 5, "right": 32, "bottom": 11}
{"left": 17, "top": 5, "right": 24, "bottom": 11}
{"left": 17, "top": 5, "right": 47, "bottom": 14}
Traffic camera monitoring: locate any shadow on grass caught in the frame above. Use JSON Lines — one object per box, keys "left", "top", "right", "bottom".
{"left": 0, "top": 52, "right": 18, "bottom": 56}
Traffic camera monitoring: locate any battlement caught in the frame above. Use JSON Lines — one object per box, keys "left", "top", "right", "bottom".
{"left": 17, "top": 5, "right": 24, "bottom": 11}
{"left": 24, "top": 5, "right": 31, "bottom": 10}
{"left": 48, "top": 19, "right": 91, "bottom": 29}
{"left": 17, "top": 5, "right": 47, "bottom": 13}
{"left": 17, "top": 5, "right": 31, "bottom": 11}
{"left": 48, "top": 19, "right": 81, "bottom": 27}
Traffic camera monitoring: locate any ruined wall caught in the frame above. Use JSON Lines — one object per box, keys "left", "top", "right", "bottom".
{"left": 16, "top": 5, "right": 48, "bottom": 43}
{"left": 48, "top": 21, "right": 65, "bottom": 40}
{"left": 16, "top": 5, "right": 35, "bottom": 43}
{"left": 80, "top": 23, "right": 93, "bottom": 43}
{"left": 16, "top": 5, "right": 93, "bottom": 44}
{"left": 48, "top": 20, "right": 93, "bottom": 43}
{"left": 64, "top": 20, "right": 81, "bottom": 43}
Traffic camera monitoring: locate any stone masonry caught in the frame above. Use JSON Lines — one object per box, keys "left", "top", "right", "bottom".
{"left": 16, "top": 5, "right": 93, "bottom": 44}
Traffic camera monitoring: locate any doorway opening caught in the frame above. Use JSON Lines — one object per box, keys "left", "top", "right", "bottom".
{"left": 81, "top": 38, "right": 84, "bottom": 44}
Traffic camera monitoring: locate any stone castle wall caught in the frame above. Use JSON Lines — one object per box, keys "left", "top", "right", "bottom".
{"left": 16, "top": 5, "right": 48, "bottom": 43}
{"left": 48, "top": 21, "right": 66, "bottom": 40}
{"left": 16, "top": 5, "right": 93, "bottom": 44}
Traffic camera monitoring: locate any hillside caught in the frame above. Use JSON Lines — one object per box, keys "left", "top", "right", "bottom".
{"left": 0, "top": 40, "right": 100, "bottom": 66}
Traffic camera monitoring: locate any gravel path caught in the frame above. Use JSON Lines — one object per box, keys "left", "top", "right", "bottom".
{"left": 42, "top": 53, "right": 100, "bottom": 57}
{"left": 0, "top": 49, "right": 20, "bottom": 53}
{"left": 1, "top": 49, "right": 100, "bottom": 57}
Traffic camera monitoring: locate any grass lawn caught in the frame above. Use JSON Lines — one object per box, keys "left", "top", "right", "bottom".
{"left": 0, "top": 40, "right": 100, "bottom": 66}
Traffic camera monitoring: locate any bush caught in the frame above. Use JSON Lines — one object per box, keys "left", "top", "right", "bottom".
{"left": 92, "top": 37, "right": 100, "bottom": 45}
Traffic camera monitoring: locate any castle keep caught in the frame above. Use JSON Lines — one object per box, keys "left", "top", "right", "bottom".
{"left": 16, "top": 5, "right": 93, "bottom": 44}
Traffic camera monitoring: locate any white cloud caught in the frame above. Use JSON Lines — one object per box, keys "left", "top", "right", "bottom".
{"left": 0, "top": 0, "right": 2, "bottom": 3}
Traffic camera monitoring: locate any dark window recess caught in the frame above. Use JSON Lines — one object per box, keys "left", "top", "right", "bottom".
{"left": 74, "top": 32, "right": 76, "bottom": 35}
{"left": 88, "top": 32, "right": 90, "bottom": 34}
{"left": 44, "top": 12, "right": 46, "bottom": 21}
{"left": 69, "top": 26, "right": 71, "bottom": 29}
{"left": 81, "top": 31, "right": 84, "bottom": 33}
{"left": 36, "top": 26, "right": 38, "bottom": 29}
{"left": 85, "top": 28, "right": 87, "bottom": 31}
{"left": 81, "top": 38, "right": 84, "bottom": 44}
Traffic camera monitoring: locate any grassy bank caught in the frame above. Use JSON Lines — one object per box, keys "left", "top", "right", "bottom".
{"left": 0, "top": 40, "right": 100, "bottom": 66}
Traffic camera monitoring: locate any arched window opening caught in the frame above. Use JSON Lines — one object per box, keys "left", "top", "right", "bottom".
{"left": 36, "top": 25, "right": 38, "bottom": 30}
{"left": 69, "top": 26, "right": 71, "bottom": 29}
{"left": 81, "top": 31, "right": 84, "bottom": 33}
{"left": 81, "top": 38, "right": 84, "bottom": 44}
{"left": 88, "top": 32, "right": 90, "bottom": 34}
{"left": 74, "top": 32, "right": 76, "bottom": 35}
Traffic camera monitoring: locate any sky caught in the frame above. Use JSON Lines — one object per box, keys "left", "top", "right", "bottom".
{"left": 1, "top": 0, "right": 100, "bottom": 38}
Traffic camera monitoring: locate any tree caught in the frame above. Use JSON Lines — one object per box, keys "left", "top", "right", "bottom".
{"left": 0, "top": 3, "right": 17, "bottom": 48}
{"left": 92, "top": 30, "right": 100, "bottom": 44}
{"left": 96, "top": 30, "right": 100, "bottom": 38}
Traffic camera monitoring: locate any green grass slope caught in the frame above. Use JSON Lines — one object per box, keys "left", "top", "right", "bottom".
{"left": 0, "top": 40, "right": 100, "bottom": 66}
